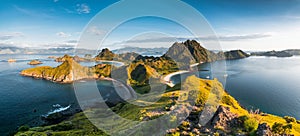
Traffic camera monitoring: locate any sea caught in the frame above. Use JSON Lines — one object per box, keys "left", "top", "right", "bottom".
{"left": 0, "top": 54, "right": 300, "bottom": 135}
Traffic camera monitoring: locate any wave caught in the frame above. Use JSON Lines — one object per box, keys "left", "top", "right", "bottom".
{"left": 45, "top": 104, "right": 71, "bottom": 116}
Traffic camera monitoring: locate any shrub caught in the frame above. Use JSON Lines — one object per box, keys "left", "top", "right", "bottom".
{"left": 271, "top": 122, "right": 293, "bottom": 135}
{"left": 50, "top": 123, "right": 74, "bottom": 131}
{"left": 284, "top": 116, "right": 296, "bottom": 123}
{"left": 283, "top": 123, "right": 293, "bottom": 134}
{"left": 18, "top": 125, "right": 30, "bottom": 131}
{"left": 243, "top": 117, "right": 259, "bottom": 132}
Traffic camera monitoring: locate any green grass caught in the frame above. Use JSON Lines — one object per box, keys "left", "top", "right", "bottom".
{"left": 17, "top": 74, "right": 300, "bottom": 136}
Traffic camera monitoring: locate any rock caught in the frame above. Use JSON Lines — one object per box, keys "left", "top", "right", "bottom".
{"left": 28, "top": 60, "right": 42, "bottom": 65}
{"left": 181, "top": 131, "right": 189, "bottom": 136}
{"left": 192, "top": 128, "right": 200, "bottom": 135}
{"left": 166, "top": 128, "right": 177, "bottom": 134}
{"left": 207, "top": 106, "right": 238, "bottom": 133}
{"left": 256, "top": 123, "right": 274, "bottom": 136}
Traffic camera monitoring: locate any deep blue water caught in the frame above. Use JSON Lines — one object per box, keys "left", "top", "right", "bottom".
{"left": 171, "top": 56, "right": 300, "bottom": 120}
{"left": 0, "top": 54, "right": 128, "bottom": 135}
{"left": 1, "top": 54, "right": 300, "bottom": 135}
{"left": 223, "top": 56, "right": 300, "bottom": 119}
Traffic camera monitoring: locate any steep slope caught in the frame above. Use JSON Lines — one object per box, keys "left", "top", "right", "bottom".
{"left": 164, "top": 40, "right": 248, "bottom": 65}
{"left": 95, "top": 48, "right": 116, "bottom": 61}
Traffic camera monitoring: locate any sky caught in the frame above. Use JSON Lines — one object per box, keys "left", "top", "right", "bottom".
{"left": 1, "top": 0, "right": 300, "bottom": 51}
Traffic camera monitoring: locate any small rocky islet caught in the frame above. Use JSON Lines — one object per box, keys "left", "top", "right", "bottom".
{"left": 28, "top": 60, "right": 42, "bottom": 65}
{"left": 17, "top": 40, "right": 300, "bottom": 136}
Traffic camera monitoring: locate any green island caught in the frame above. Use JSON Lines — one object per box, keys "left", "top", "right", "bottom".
{"left": 17, "top": 40, "right": 300, "bottom": 136}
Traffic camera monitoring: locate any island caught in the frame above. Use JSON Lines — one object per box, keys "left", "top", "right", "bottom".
{"left": 7, "top": 59, "right": 16, "bottom": 63}
{"left": 28, "top": 60, "right": 42, "bottom": 65}
{"left": 17, "top": 40, "right": 299, "bottom": 136}
{"left": 251, "top": 50, "right": 293, "bottom": 57}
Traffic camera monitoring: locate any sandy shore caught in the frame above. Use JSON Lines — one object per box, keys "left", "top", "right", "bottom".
{"left": 162, "top": 70, "right": 190, "bottom": 87}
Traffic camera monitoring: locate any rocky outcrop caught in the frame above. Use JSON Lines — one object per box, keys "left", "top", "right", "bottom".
{"left": 28, "top": 60, "right": 42, "bottom": 65}
{"left": 256, "top": 123, "right": 274, "bottom": 136}
{"left": 207, "top": 106, "right": 239, "bottom": 133}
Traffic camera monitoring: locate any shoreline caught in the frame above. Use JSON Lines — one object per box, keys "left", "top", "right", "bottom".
{"left": 162, "top": 70, "right": 190, "bottom": 87}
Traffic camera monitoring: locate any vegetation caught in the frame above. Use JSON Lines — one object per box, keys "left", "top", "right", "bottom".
{"left": 243, "top": 117, "right": 259, "bottom": 132}
{"left": 272, "top": 122, "right": 293, "bottom": 135}
{"left": 284, "top": 116, "right": 297, "bottom": 123}
{"left": 16, "top": 75, "right": 300, "bottom": 135}
{"left": 17, "top": 40, "right": 300, "bottom": 135}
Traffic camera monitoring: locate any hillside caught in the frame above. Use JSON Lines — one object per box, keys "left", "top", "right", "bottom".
{"left": 164, "top": 40, "right": 249, "bottom": 65}
{"left": 21, "top": 57, "right": 111, "bottom": 83}
{"left": 16, "top": 76, "right": 300, "bottom": 136}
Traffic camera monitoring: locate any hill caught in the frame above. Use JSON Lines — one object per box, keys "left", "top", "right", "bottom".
{"left": 15, "top": 76, "right": 300, "bottom": 136}
{"left": 21, "top": 56, "right": 111, "bottom": 83}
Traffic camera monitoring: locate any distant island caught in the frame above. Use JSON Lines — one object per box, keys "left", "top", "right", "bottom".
{"left": 251, "top": 50, "right": 293, "bottom": 57}
{"left": 17, "top": 40, "right": 300, "bottom": 136}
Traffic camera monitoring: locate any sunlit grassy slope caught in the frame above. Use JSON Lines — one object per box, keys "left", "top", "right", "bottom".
{"left": 16, "top": 76, "right": 300, "bottom": 136}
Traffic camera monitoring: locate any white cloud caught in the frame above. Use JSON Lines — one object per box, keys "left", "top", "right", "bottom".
{"left": 56, "top": 32, "right": 71, "bottom": 38}
{"left": 76, "top": 3, "right": 90, "bottom": 14}
{"left": 87, "top": 26, "right": 105, "bottom": 35}
{"left": 0, "top": 32, "right": 24, "bottom": 40}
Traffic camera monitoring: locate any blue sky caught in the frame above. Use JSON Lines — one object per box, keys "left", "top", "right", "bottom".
{"left": 1, "top": 0, "right": 300, "bottom": 51}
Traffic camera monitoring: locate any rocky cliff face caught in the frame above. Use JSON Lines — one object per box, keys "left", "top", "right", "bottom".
{"left": 164, "top": 40, "right": 249, "bottom": 65}
{"left": 164, "top": 40, "right": 219, "bottom": 65}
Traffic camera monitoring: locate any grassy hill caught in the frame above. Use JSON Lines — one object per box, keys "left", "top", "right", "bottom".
{"left": 15, "top": 76, "right": 300, "bottom": 136}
